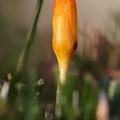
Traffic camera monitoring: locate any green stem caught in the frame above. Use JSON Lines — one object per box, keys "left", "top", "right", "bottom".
{"left": 55, "top": 80, "right": 63, "bottom": 118}
{"left": 55, "top": 68, "right": 67, "bottom": 118}
{"left": 16, "top": 0, "right": 44, "bottom": 73}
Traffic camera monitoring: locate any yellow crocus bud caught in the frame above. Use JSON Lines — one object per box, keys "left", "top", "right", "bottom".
{"left": 52, "top": 0, "right": 77, "bottom": 84}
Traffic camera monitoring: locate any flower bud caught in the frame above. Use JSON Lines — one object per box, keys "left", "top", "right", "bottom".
{"left": 52, "top": 0, "right": 77, "bottom": 84}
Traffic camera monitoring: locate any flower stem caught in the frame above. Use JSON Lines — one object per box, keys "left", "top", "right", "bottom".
{"left": 55, "top": 66, "right": 67, "bottom": 118}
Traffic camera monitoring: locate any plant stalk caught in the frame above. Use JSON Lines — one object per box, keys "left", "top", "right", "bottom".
{"left": 55, "top": 67, "right": 67, "bottom": 118}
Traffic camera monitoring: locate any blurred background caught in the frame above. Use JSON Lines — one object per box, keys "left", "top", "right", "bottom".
{"left": 1, "top": 0, "right": 120, "bottom": 119}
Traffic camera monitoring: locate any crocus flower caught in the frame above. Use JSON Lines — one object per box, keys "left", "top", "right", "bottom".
{"left": 52, "top": 0, "right": 77, "bottom": 84}
{"left": 52, "top": 0, "right": 77, "bottom": 118}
